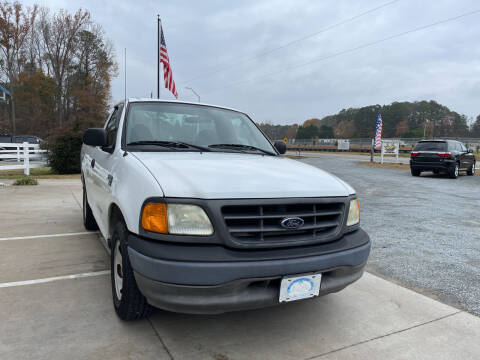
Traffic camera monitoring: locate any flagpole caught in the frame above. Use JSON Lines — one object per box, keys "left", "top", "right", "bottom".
{"left": 157, "top": 15, "right": 160, "bottom": 99}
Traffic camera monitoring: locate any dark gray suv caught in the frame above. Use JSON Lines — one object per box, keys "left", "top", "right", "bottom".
{"left": 410, "top": 140, "right": 476, "bottom": 179}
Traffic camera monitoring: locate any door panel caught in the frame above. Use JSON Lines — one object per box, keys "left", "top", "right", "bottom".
{"left": 89, "top": 105, "right": 124, "bottom": 236}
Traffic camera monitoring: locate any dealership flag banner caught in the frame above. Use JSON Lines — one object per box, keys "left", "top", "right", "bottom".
{"left": 374, "top": 112, "right": 383, "bottom": 150}
{"left": 157, "top": 17, "right": 178, "bottom": 99}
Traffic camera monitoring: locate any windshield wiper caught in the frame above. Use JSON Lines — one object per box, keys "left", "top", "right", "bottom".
{"left": 208, "top": 143, "right": 276, "bottom": 155}
{"left": 127, "top": 140, "right": 211, "bottom": 152}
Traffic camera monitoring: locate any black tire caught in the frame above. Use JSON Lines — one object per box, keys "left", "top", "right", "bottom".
{"left": 83, "top": 184, "right": 98, "bottom": 231}
{"left": 111, "top": 221, "right": 152, "bottom": 321}
{"left": 467, "top": 162, "right": 475, "bottom": 176}
{"left": 411, "top": 168, "right": 421, "bottom": 177}
{"left": 433, "top": 170, "right": 439, "bottom": 175}
{"left": 449, "top": 163, "right": 459, "bottom": 179}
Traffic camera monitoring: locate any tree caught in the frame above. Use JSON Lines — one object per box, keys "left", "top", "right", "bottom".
{"left": 68, "top": 27, "right": 116, "bottom": 130}
{"left": 0, "top": 4, "right": 116, "bottom": 139}
{"left": 14, "top": 69, "right": 56, "bottom": 135}
{"left": 471, "top": 115, "right": 480, "bottom": 137}
{"left": 0, "top": 1, "right": 38, "bottom": 135}
{"left": 318, "top": 125, "right": 334, "bottom": 138}
{"left": 296, "top": 124, "right": 319, "bottom": 139}
{"left": 38, "top": 8, "right": 90, "bottom": 127}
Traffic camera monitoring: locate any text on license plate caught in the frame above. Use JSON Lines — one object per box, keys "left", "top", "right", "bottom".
{"left": 279, "top": 273, "right": 322, "bottom": 303}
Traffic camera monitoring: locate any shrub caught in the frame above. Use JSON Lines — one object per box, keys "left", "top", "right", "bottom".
{"left": 13, "top": 176, "right": 38, "bottom": 186}
{"left": 46, "top": 130, "right": 83, "bottom": 174}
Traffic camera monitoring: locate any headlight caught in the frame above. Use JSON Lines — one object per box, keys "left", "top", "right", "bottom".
{"left": 346, "top": 199, "right": 360, "bottom": 226}
{"left": 141, "top": 203, "right": 213, "bottom": 236}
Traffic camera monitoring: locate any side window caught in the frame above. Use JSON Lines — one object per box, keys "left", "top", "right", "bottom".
{"left": 104, "top": 106, "right": 123, "bottom": 149}
{"left": 460, "top": 143, "right": 467, "bottom": 152}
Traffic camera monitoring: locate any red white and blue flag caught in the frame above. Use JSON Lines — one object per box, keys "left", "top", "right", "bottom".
{"left": 374, "top": 112, "right": 383, "bottom": 150}
{"left": 159, "top": 23, "right": 178, "bottom": 98}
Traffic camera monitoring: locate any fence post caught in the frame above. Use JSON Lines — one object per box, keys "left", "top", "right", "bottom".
{"left": 16, "top": 145, "right": 20, "bottom": 162}
{"left": 23, "top": 142, "right": 30, "bottom": 176}
{"left": 381, "top": 141, "right": 384, "bottom": 164}
{"left": 370, "top": 139, "right": 374, "bottom": 163}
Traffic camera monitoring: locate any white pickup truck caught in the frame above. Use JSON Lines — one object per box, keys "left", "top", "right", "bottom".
{"left": 81, "top": 99, "right": 370, "bottom": 320}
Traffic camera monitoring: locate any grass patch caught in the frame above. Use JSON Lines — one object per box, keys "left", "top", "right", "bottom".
{"left": 0, "top": 167, "right": 80, "bottom": 180}
{"left": 284, "top": 154, "right": 304, "bottom": 160}
{"left": 357, "top": 161, "right": 410, "bottom": 170}
{"left": 13, "top": 176, "right": 38, "bottom": 186}
{"left": 290, "top": 150, "right": 411, "bottom": 158}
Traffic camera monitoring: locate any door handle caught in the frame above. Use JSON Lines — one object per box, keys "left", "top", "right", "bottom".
{"left": 91, "top": 159, "right": 95, "bottom": 168}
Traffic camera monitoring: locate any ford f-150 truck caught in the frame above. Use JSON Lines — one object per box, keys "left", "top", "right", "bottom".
{"left": 81, "top": 99, "right": 371, "bottom": 320}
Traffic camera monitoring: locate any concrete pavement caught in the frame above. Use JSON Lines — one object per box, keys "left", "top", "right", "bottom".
{"left": 0, "top": 179, "right": 479, "bottom": 359}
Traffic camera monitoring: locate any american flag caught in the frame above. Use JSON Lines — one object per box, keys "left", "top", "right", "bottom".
{"left": 374, "top": 112, "right": 383, "bottom": 150}
{"left": 159, "top": 23, "right": 178, "bottom": 98}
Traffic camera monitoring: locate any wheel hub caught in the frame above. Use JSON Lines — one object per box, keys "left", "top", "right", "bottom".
{"left": 114, "top": 241, "right": 123, "bottom": 300}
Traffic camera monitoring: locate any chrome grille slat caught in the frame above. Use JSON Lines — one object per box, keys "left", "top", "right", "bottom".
{"left": 222, "top": 201, "right": 345, "bottom": 245}
{"left": 228, "top": 221, "right": 339, "bottom": 233}
{"left": 223, "top": 210, "right": 343, "bottom": 220}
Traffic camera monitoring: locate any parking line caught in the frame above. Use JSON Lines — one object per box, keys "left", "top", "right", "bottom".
{"left": 0, "top": 231, "right": 98, "bottom": 242}
{"left": 0, "top": 270, "right": 110, "bottom": 288}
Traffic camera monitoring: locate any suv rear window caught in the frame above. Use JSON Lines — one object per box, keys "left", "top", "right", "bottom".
{"left": 413, "top": 142, "right": 447, "bottom": 151}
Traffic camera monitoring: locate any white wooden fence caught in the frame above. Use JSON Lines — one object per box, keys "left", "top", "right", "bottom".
{"left": 0, "top": 142, "right": 47, "bottom": 175}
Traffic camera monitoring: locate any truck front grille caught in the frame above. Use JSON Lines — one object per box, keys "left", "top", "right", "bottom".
{"left": 221, "top": 201, "right": 345, "bottom": 245}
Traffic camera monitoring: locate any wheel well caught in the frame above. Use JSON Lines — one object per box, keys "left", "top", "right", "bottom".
{"left": 109, "top": 204, "right": 125, "bottom": 248}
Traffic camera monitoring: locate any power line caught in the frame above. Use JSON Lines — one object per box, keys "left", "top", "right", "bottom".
{"left": 184, "top": 0, "right": 401, "bottom": 83}
{"left": 204, "top": 9, "right": 480, "bottom": 95}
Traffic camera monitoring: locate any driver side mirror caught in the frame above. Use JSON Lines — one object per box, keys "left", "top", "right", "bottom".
{"left": 468, "top": 149, "right": 473, "bottom": 153}
{"left": 274, "top": 140, "right": 287, "bottom": 155}
{"left": 83, "top": 128, "right": 107, "bottom": 147}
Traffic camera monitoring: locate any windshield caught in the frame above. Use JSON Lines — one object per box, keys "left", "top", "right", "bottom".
{"left": 413, "top": 141, "right": 447, "bottom": 151}
{"left": 124, "top": 102, "right": 275, "bottom": 154}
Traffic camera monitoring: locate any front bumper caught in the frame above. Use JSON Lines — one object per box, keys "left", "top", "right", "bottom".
{"left": 127, "top": 229, "right": 371, "bottom": 314}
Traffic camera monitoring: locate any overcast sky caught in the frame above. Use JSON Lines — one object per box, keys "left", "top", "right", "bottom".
{"left": 26, "top": 0, "right": 480, "bottom": 125}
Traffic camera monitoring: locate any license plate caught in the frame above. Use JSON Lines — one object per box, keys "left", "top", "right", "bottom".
{"left": 279, "top": 273, "right": 322, "bottom": 303}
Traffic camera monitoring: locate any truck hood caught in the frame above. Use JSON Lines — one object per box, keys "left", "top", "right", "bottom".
{"left": 132, "top": 152, "right": 355, "bottom": 199}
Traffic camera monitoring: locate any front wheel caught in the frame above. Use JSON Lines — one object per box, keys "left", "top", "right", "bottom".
{"left": 467, "top": 162, "right": 475, "bottom": 176}
{"left": 449, "top": 163, "right": 459, "bottom": 179}
{"left": 111, "top": 221, "right": 152, "bottom": 321}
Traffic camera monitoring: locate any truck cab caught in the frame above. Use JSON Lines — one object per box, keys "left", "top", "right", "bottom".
{"left": 81, "top": 99, "right": 370, "bottom": 320}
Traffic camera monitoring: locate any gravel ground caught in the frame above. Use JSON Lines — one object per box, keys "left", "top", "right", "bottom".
{"left": 299, "top": 154, "right": 480, "bottom": 316}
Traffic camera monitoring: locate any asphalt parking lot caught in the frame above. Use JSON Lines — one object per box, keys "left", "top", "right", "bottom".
{"left": 1, "top": 159, "right": 480, "bottom": 359}
{"left": 299, "top": 153, "right": 480, "bottom": 316}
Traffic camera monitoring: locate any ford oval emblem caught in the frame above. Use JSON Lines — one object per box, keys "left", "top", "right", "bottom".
{"left": 281, "top": 217, "right": 304, "bottom": 230}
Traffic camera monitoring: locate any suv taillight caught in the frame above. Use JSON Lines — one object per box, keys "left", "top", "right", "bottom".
{"left": 438, "top": 152, "right": 451, "bottom": 158}
{"left": 410, "top": 152, "right": 419, "bottom": 157}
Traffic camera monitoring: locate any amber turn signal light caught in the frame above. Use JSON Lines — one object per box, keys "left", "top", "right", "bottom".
{"left": 141, "top": 203, "right": 168, "bottom": 233}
